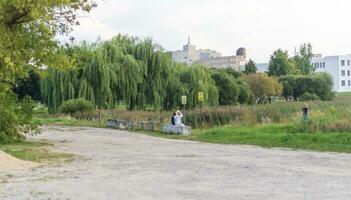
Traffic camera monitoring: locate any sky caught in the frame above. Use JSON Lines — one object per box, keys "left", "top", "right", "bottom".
{"left": 69, "top": 0, "right": 351, "bottom": 63}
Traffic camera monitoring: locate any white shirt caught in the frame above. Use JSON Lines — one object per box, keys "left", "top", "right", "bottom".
{"left": 174, "top": 113, "right": 183, "bottom": 125}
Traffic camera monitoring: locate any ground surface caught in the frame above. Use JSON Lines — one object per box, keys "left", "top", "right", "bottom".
{"left": 0, "top": 150, "right": 37, "bottom": 171}
{"left": 1, "top": 126, "right": 351, "bottom": 200}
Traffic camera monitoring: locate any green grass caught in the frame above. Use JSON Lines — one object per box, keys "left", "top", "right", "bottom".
{"left": 0, "top": 141, "right": 74, "bottom": 163}
{"left": 194, "top": 124, "right": 351, "bottom": 153}
{"left": 140, "top": 124, "right": 351, "bottom": 153}
{"left": 32, "top": 115, "right": 106, "bottom": 128}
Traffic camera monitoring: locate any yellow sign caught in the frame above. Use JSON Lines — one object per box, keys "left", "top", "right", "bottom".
{"left": 181, "top": 95, "right": 187, "bottom": 105}
{"left": 198, "top": 92, "right": 204, "bottom": 102}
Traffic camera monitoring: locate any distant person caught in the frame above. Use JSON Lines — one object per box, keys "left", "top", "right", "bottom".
{"left": 302, "top": 103, "right": 309, "bottom": 121}
{"left": 174, "top": 110, "right": 185, "bottom": 126}
{"left": 171, "top": 112, "right": 176, "bottom": 125}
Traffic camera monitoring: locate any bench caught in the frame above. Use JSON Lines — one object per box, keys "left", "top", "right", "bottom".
{"left": 137, "top": 121, "right": 155, "bottom": 131}
{"left": 162, "top": 124, "right": 192, "bottom": 135}
{"left": 108, "top": 119, "right": 154, "bottom": 131}
{"left": 107, "top": 119, "right": 130, "bottom": 130}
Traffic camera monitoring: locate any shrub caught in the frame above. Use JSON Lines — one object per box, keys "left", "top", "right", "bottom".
{"left": 211, "top": 72, "right": 239, "bottom": 105}
{"left": 59, "top": 99, "right": 93, "bottom": 114}
{"left": 0, "top": 88, "right": 37, "bottom": 143}
{"left": 300, "top": 92, "right": 320, "bottom": 101}
{"left": 244, "top": 73, "right": 282, "bottom": 103}
{"left": 279, "top": 73, "right": 335, "bottom": 101}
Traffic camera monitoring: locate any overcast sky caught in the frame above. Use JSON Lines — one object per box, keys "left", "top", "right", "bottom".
{"left": 69, "top": 0, "right": 351, "bottom": 63}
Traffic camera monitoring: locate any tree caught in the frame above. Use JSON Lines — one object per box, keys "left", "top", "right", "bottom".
{"left": 268, "top": 49, "right": 294, "bottom": 77}
{"left": 279, "top": 73, "right": 335, "bottom": 101}
{"left": 12, "top": 70, "right": 42, "bottom": 102}
{"left": 0, "top": 0, "right": 96, "bottom": 83}
{"left": 211, "top": 72, "right": 239, "bottom": 105}
{"left": 243, "top": 59, "right": 257, "bottom": 74}
{"left": 0, "top": 0, "right": 96, "bottom": 141}
{"left": 244, "top": 73, "right": 282, "bottom": 103}
{"left": 293, "top": 43, "right": 314, "bottom": 75}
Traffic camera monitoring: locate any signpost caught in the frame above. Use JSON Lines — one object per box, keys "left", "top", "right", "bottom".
{"left": 198, "top": 92, "right": 204, "bottom": 133}
{"left": 181, "top": 95, "right": 187, "bottom": 124}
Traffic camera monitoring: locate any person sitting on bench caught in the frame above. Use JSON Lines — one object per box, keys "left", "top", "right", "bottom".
{"left": 174, "top": 110, "right": 185, "bottom": 126}
{"left": 171, "top": 112, "right": 176, "bottom": 125}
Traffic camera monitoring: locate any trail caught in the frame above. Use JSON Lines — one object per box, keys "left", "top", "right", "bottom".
{"left": 1, "top": 126, "right": 351, "bottom": 200}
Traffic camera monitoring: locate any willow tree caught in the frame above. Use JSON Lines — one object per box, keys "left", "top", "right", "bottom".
{"left": 178, "top": 64, "right": 219, "bottom": 108}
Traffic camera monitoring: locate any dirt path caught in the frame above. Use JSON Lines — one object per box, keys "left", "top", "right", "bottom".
{"left": 1, "top": 126, "right": 351, "bottom": 200}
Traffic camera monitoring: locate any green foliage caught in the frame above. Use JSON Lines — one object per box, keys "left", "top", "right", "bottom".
{"left": 59, "top": 98, "right": 93, "bottom": 114}
{"left": 300, "top": 92, "right": 320, "bottom": 101}
{"left": 243, "top": 59, "right": 257, "bottom": 74}
{"left": 42, "top": 36, "right": 222, "bottom": 112}
{"left": 12, "top": 70, "right": 42, "bottom": 102}
{"left": 279, "top": 73, "right": 335, "bottom": 101}
{"left": 0, "top": 0, "right": 96, "bottom": 83}
{"left": 0, "top": 87, "right": 38, "bottom": 143}
{"left": 244, "top": 73, "right": 282, "bottom": 102}
{"left": 293, "top": 43, "right": 314, "bottom": 75}
{"left": 268, "top": 49, "right": 295, "bottom": 76}
{"left": 210, "top": 70, "right": 253, "bottom": 106}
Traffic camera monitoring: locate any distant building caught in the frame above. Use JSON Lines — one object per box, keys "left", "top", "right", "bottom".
{"left": 171, "top": 37, "right": 199, "bottom": 65}
{"left": 198, "top": 49, "right": 222, "bottom": 60}
{"left": 256, "top": 54, "right": 351, "bottom": 92}
{"left": 171, "top": 37, "right": 247, "bottom": 70}
{"left": 312, "top": 54, "right": 351, "bottom": 92}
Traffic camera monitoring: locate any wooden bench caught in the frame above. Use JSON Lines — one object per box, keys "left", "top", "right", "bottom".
{"left": 162, "top": 124, "right": 192, "bottom": 135}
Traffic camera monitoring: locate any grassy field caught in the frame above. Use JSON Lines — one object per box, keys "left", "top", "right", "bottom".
{"left": 0, "top": 140, "right": 73, "bottom": 163}
{"left": 31, "top": 94, "right": 351, "bottom": 153}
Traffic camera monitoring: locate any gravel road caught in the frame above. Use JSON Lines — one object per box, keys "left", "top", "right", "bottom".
{"left": 1, "top": 126, "right": 351, "bottom": 200}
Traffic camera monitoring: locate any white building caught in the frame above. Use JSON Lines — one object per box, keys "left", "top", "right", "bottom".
{"left": 312, "top": 55, "right": 351, "bottom": 92}
{"left": 198, "top": 49, "right": 222, "bottom": 60}
{"left": 171, "top": 37, "right": 199, "bottom": 65}
{"left": 256, "top": 54, "right": 351, "bottom": 92}
{"left": 171, "top": 37, "right": 247, "bottom": 71}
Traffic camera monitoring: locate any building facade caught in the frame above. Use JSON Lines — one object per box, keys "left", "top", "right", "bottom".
{"left": 171, "top": 37, "right": 247, "bottom": 70}
{"left": 171, "top": 37, "right": 198, "bottom": 65}
{"left": 312, "top": 55, "right": 351, "bottom": 92}
{"left": 256, "top": 54, "right": 351, "bottom": 92}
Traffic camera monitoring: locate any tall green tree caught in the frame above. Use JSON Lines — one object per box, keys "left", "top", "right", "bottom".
{"left": 243, "top": 59, "right": 257, "bottom": 74}
{"left": 12, "top": 70, "right": 42, "bottom": 102}
{"left": 0, "top": 0, "right": 96, "bottom": 83}
{"left": 293, "top": 43, "right": 314, "bottom": 75}
{"left": 0, "top": 0, "right": 96, "bottom": 140}
{"left": 268, "top": 49, "right": 294, "bottom": 77}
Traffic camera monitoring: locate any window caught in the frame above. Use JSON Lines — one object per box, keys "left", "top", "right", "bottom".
{"left": 341, "top": 70, "right": 346, "bottom": 76}
{"left": 323, "top": 62, "right": 326, "bottom": 68}
{"left": 317, "top": 63, "right": 319, "bottom": 68}
{"left": 342, "top": 80, "right": 346, "bottom": 86}
{"left": 349, "top": 70, "right": 350, "bottom": 76}
{"left": 341, "top": 60, "right": 345, "bottom": 66}
{"left": 349, "top": 80, "right": 351, "bottom": 86}
{"left": 348, "top": 60, "right": 350, "bottom": 66}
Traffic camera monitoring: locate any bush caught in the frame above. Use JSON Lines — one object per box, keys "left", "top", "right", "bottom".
{"left": 300, "top": 92, "right": 320, "bottom": 101}
{"left": 279, "top": 73, "right": 335, "bottom": 101}
{"left": 0, "top": 87, "right": 37, "bottom": 143}
{"left": 59, "top": 99, "right": 94, "bottom": 114}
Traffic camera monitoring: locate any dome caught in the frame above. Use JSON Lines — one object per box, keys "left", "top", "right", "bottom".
{"left": 236, "top": 47, "right": 247, "bottom": 58}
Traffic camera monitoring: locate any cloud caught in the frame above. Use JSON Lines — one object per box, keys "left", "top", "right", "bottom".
{"left": 69, "top": 0, "right": 351, "bottom": 62}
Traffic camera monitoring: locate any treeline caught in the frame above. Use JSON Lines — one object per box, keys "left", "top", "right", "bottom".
{"left": 40, "top": 35, "right": 256, "bottom": 113}
{"left": 35, "top": 36, "right": 334, "bottom": 113}
{"left": 10, "top": 35, "right": 334, "bottom": 114}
